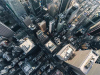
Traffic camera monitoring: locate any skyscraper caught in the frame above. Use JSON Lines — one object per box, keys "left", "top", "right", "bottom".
{"left": 59, "top": 0, "right": 72, "bottom": 13}
{"left": 49, "top": 20, "right": 55, "bottom": 33}
{"left": 48, "top": 3, "right": 59, "bottom": 17}
{"left": 0, "top": 4, "right": 21, "bottom": 32}
{"left": 57, "top": 20, "right": 65, "bottom": 32}
{"left": 5, "top": 0, "right": 32, "bottom": 27}
{"left": 38, "top": 20, "right": 46, "bottom": 32}
{"left": 0, "top": 21, "right": 14, "bottom": 38}
{"left": 29, "top": 0, "right": 43, "bottom": 16}
{"left": 5, "top": 0, "right": 27, "bottom": 20}
{"left": 64, "top": 3, "right": 79, "bottom": 23}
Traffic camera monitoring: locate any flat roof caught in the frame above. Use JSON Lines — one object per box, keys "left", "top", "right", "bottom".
{"left": 66, "top": 50, "right": 91, "bottom": 67}
{"left": 57, "top": 44, "right": 75, "bottom": 56}
{"left": 87, "top": 63, "right": 100, "bottom": 75}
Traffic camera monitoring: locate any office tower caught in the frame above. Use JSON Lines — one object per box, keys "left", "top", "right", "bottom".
{"left": 64, "top": 3, "right": 79, "bottom": 23}
{"left": 5, "top": 0, "right": 27, "bottom": 19}
{"left": 0, "top": 21, "right": 14, "bottom": 38}
{"left": 28, "top": 0, "right": 36, "bottom": 16}
{"left": 19, "top": 0, "right": 31, "bottom": 15}
{"left": 56, "top": 13, "right": 64, "bottom": 29}
{"left": 65, "top": 0, "right": 73, "bottom": 9}
{"left": 48, "top": 1, "right": 60, "bottom": 17}
{"left": 0, "top": 5, "right": 21, "bottom": 32}
{"left": 59, "top": 0, "right": 71, "bottom": 13}
{"left": 56, "top": 44, "right": 100, "bottom": 75}
{"left": 51, "top": 0, "right": 73, "bottom": 13}
{"left": 5, "top": 0, "right": 33, "bottom": 27}
{"left": 49, "top": 20, "right": 55, "bottom": 33}
{"left": 47, "top": 0, "right": 71, "bottom": 15}
{"left": 57, "top": 21, "right": 65, "bottom": 32}
{"left": 38, "top": 20, "right": 46, "bottom": 32}
{"left": 36, "top": 30, "right": 48, "bottom": 43}
{"left": 58, "top": 13, "right": 64, "bottom": 23}
{"left": 43, "top": 14, "right": 51, "bottom": 27}
{"left": 29, "top": 0, "right": 43, "bottom": 16}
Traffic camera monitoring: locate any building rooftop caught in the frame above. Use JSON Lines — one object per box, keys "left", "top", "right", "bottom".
{"left": 45, "top": 40, "right": 57, "bottom": 52}
{"left": 87, "top": 63, "right": 100, "bottom": 75}
{"left": 56, "top": 44, "right": 76, "bottom": 61}
{"left": 66, "top": 50, "right": 91, "bottom": 67}
{"left": 20, "top": 38, "right": 35, "bottom": 54}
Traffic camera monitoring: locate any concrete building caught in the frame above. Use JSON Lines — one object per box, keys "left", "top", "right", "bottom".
{"left": 56, "top": 44, "right": 100, "bottom": 75}
{"left": 66, "top": 50, "right": 99, "bottom": 75}
{"left": 20, "top": 38, "right": 35, "bottom": 55}
{"left": 45, "top": 40, "right": 57, "bottom": 53}
{"left": 56, "top": 44, "right": 76, "bottom": 61}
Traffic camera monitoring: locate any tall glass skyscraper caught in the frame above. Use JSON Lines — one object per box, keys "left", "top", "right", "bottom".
{"left": 0, "top": 21, "right": 14, "bottom": 38}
